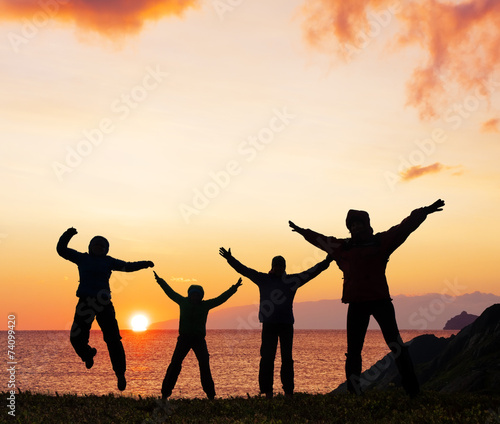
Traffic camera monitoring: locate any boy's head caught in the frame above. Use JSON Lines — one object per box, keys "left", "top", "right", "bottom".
{"left": 346, "top": 210, "right": 373, "bottom": 240}
{"left": 270, "top": 255, "right": 286, "bottom": 276}
{"left": 188, "top": 285, "right": 204, "bottom": 303}
{"left": 88, "top": 236, "right": 109, "bottom": 256}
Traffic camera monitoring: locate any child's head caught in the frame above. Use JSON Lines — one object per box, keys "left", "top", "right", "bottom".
{"left": 187, "top": 285, "right": 204, "bottom": 303}
{"left": 88, "top": 236, "right": 109, "bottom": 256}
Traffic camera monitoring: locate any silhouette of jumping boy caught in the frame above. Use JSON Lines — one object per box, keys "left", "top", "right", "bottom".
{"left": 57, "top": 227, "right": 154, "bottom": 391}
{"left": 289, "top": 199, "right": 445, "bottom": 397}
{"left": 219, "top": 247, "right": 333, "bottom": 398}
{"left": 153, "top": 271, "right": 242, "bottom": 400}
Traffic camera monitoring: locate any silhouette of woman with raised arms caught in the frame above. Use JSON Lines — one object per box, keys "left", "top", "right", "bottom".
{"left": 153, "top": 271, "right": 242, "bottom": 400}
{"left": 219, "top": 247, "right": 333, "bottom": 398}
{"left": 289, "top": 199, "right": 445, "bottom": 397}
{"left": 57, "top": 227, "right": 154, "bottom": 391}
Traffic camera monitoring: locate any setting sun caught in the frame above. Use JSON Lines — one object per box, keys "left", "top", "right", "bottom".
{"left": 130, "top": 314, "right": 149, "bottom": 332}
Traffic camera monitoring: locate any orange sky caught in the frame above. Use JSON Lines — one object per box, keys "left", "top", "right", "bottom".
{"left": 1, "top": 0, "right": 499, "bottom": 330}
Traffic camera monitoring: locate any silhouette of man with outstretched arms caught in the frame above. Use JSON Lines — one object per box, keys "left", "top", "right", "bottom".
{"left": 57, "top": 227, "right": 154, "bottom": 391}
{"left": 289, "top": 199, "right": 445, "bottom": 397}
{"left": 219, "top": 247, "right": 333, "bottom": 398}
{"left": 153, "top": 271, "right": 242, "bottom": 400}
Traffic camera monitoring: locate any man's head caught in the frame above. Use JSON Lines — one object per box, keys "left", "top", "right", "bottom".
{"left": 187, "top": 285, "right": 205, "bottom": 303}
{"left": 88, "top": 236, "right": 109, "bottom": 256}
{"left": 346, "top": 210, "right": 373, "bottom": 240}
{"left": 270, "top": 255, "right": 286, "bottom": 276}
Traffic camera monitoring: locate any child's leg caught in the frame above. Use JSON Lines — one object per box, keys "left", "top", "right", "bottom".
{"left": 95, "top": 302, "right": 126, "bottom": 377}
{"left": 162, "top": 335, "right": 191, "bottom": 399}
{"left": 70, "top": 298, "right": 97, "bottom": 364}
{"left": 192, "top": 337, "right": 215, "bottom": 399}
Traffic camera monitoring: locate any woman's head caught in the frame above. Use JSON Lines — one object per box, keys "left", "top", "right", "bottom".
{"left": 346, "top": 210, "right": 373, "bottom": 240}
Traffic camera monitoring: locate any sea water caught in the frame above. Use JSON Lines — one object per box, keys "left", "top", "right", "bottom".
{"left": 7, "top": 329, "right": 456, "bottom": 399}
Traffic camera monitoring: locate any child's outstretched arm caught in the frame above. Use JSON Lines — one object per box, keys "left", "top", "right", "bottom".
{"left": 153, "top": 271, "right": 183, "bottom": 303}
{"left": 56, "top": 227, "right": 80, "bottom": 261}
{"left": 206, "top": 277, "right": 242, "bottom": 310}
{"left": 120, "top": 260, "right": 154, "bottom": 272}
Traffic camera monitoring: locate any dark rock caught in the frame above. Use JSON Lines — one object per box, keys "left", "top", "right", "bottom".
{"left": 443, "top": 311, "right": 478, "bottom": 330}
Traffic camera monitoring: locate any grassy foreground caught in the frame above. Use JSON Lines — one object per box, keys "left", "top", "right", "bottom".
{"left": 3, "top": 390, "right": 500, "bottom": 424}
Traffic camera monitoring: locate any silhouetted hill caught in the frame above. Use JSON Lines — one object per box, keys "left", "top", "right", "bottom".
{"left": 334, "top": 304, "right": 500, "bottom": 394}
{"left": 149, "top": 292, "right": 500, "bottom": 330}
{"left": 443, "top": 311, "right": 478, "bottom": 330}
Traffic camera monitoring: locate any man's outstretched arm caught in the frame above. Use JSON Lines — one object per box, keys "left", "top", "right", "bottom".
{"left": 153, "top": 271, "right": 183, "bottom": 304}
{"left": 219, "top": 247, "right": 260, "bottom": 282}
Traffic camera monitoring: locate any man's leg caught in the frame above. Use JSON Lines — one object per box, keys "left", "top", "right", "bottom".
{"left": 70, "top": 298, "right": 97, "bottom": 368}
{"left": 162, "top": 335, "right": 191, "bottom": 399}
{"left": 278, "top": 324, "right": 294, "bottom": 396}
{"left": 192, "top": 336, "right": 216, "bottom": 399}
{"left": 95, "top": 301, "right": 127, "bottom": 390}
{"left": 372, "top": 300, "right": 420, "bottom": 397}
{"left": 346, "top": 302, "right": 371, "bottom": 394}
{"left": 259, "top": 323, "right": 279, "bottom": 397}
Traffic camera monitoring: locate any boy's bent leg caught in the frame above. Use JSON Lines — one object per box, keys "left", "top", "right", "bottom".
{"left": 346, "top": 303, "right": 370, "bottom": 394}
{"left": 279, "top": 324, "right": 294, "bottom": 396}
{"left": 192, "top": 336, "right": 216, "bottom": 399}
{"left": 373, "top": 300, "right": 420, "bottom": 397}
{"left": 162, "top": 335, "right": 191, "bottom": 399}
{"left": 96, "top": 301, "right": 126, "bottom": 389}
{"left": 259, "top": 323, "right": 279, "bottom": 397}
{"left": 70, "top": 298, "right": 97, "bottom": 367}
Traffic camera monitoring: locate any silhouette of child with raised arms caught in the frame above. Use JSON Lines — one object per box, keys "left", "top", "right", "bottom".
{"left": 289, "top": 199, "right": 445, "bottom": 397}
{"left": 219, "top": 247, "right": 333, "bottom": 398}
{"left": 57, "top": 227, "right": 154, "bottom": 391}
{"left": 153, "top": 271, "right": 242, "bottom": 400}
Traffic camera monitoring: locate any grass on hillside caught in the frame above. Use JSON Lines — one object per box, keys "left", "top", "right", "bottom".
{"left": 3, "top": 389, "right": 500, "bottom": 424}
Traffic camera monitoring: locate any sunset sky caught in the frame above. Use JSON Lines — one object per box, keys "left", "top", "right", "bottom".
{"left": 1, "top": 0, "right": 499, "bottom": 330}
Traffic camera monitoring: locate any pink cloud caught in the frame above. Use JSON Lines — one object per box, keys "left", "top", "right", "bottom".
{"left": 481, "top": 118, "right": 500, "bottom": 133}
{"left": 300, "top": 0, "right": 500, "bottom": 120}
{"left": 0, "top": 0, "right": 199, "bottom": 38}
{"left": 400, "top": 162, "right": 463, "bottom": 181}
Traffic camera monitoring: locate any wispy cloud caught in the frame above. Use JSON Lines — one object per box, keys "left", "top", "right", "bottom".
{"left": 400, "top": 162, "right": 463, "bottom": 181}
{"left": 300, "top": 0, "right": 500, "bottom": 120}
{"left": 481, "top": 117, "right": 500, "bottom": 133}
{"left": 170, "top": 277, "right": 198, "bottom": 283}
{"left": 0, "top": 0, "right": 199, "bottom": 37}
